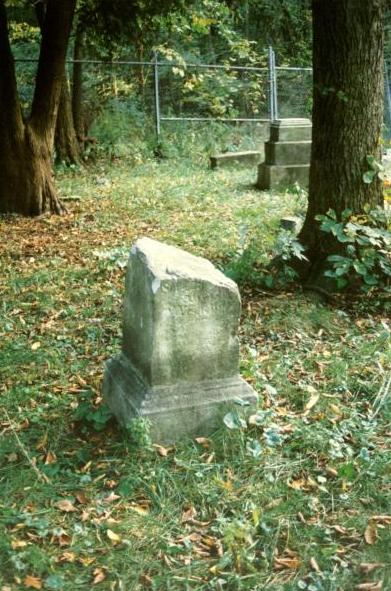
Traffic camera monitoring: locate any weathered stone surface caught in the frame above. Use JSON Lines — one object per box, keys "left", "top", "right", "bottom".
{"left": 257, "top": 163, "right": 310, "bottom": 190}
{"left": 103, "top": 238, "right": 257, "bottom": 442}
{"left": 265, "top": 141, "right": 311, "bottom": 166}
{"left": 256, "top": 118, "right": 312, "bottom": 190}
{"left": 210, "top": 151, "right": 263, "bottom": 169}
{"left": 270, "top": 118, "right": 312, "bottom": 142}
{"left": 280, "top": 216, "right": 303, "bottom": 233}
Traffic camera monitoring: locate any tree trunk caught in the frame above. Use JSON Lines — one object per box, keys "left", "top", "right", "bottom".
{"left": 72, "top": 24, "right": 85, "bottom": 142}
{"left": 55, "top": 73, "right": 81, "bottom": 164}
{"left": 0, "top": 0, "right": 76, "bottom": 216}
{"left": 298, "top": 0, "right": 384, "bottom": 281}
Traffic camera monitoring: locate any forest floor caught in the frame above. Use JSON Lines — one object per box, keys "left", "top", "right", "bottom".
{"left": 0, "top": 159, "right": 390, "bottom": 591}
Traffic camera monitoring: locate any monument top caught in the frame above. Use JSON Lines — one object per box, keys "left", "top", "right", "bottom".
{"left": 131, "top": 237, "right": 237, "bottom": 291}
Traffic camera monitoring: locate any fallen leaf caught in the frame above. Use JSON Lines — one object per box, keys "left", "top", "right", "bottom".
{"left": 364, "top": 522, "right": 378, "bottom": 545}
{"left": 304, "top": 392, "right": 320, "bottom": 412}
{"left": 274, "top": 557, "right": 301, "bottom": 570}
{"left": 195, "top": 437, "right": 210, "bottom": 448}
{"left": 11, "top": 539, "right": 28, "bottom": 549}
{"left": 152, "top": 444, "right": 173, "bottom": 457}
{"left": 75, "top": 491, "right": 88, "bottom": 505}
{"left": 31, "top": 342, "right": 41, "bottom": 351}
{"left": 359, "top": 563, "right": 386, "bottom": 574}
{"left": 372, "top": 515, "right": 391, "bottom": 524}
{"left": 92, "top": 568, "right": 106, "bottom": 584}
{"left": 104, "top": 492, "right": 121, "bottom": 504}
{"left": 106, "top": 529, "right": 121, "bottom": 544}
{"left": 310, "top": 557, "right": 321, "bottom": 573}
{"left": 354, "top": 583, "right": 382, "bottom": 590}
{"left": 44, "top": 451, "right": 57, "bottom": 465}
{"left": 54, "top": 499, "right": 77, "bottom": 513}
{"left": 23, "top": 575, "right": 42, "bottom": 589}
{"left": 181, "top": 506, "right": 197, "bottom": 523}
{"left": 7, "top": 452, "right": 18, "bottom": 462}
{"left": 58, "top": 551, "right": 76, "bottom": 563}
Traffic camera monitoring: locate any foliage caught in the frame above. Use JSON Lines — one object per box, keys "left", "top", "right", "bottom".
{"left": 316, "top": 208, "right": 391, "bottom": 291}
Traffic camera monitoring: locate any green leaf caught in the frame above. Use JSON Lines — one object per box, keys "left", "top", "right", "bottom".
{"left": 223, "top": 412, "right": 246, "bottom": 430}
{"left": 363, "top": 170, "right": 376, "bottom": 184}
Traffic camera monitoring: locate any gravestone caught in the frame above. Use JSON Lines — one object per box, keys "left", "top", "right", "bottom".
{"left": 257, "top": 118, "right": 312, "bottom": 190}
{"left": 210, "top": 151, "right": 263, "bottom": 169}
{"left": 103, "top": 238, "right": 257, "bottom": 442}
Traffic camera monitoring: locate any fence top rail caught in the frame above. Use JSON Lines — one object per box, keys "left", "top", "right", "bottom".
{"left": 160, "top": 116, "right": 270, "bottom": 122}
{"left": 14, "top": 57, "right": 270, "bottom": 72}
{"left": 276, "top": 66, "right": 312, "bottom": 72}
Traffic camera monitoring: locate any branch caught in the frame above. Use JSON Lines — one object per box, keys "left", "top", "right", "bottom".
{"left": 30, "top": 0, "right": 76, "bottom": 142}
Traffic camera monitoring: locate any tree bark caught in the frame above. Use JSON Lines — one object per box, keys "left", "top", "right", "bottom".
{"left": 72, "top": 23, "right": 85, "bottom": 143}
{"left": 0, "top": 0, "right": 76, "bottom": 215}
{"left": 298, "top": 0, "right": 384, "bottom": 281}
{"left": 55, "top": 73, "right": 81, "bottom": 164}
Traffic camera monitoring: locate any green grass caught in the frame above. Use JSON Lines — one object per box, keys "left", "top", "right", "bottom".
{"left": 0, "top": 158, "right": 390, "bottom": 591}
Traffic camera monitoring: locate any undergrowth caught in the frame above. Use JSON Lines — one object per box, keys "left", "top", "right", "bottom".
{"left": 0, "top": 159, "right": 390, "bottom": 590}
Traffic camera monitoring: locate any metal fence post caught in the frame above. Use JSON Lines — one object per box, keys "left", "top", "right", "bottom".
{"left": 153, "top": 50, "right": 161, "bottom": 142}
{"left": 268, "top": 46, "right": 275, "bottom": 121}
{"left": 272, "top": 48, "right": 279, "bottom": 120}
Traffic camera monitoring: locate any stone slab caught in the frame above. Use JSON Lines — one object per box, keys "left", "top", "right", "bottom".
{"left": 104, "top": 354, "right": 257, "bottom": 442}
{"left": 256, "top": 163, "right": 309, "bottom": 190}
{"left": 270, "top": 118, "right": 312, "bottom": 142}
{"left": 265, "top": 141, "right": 312, "bottom": 166}
{"left": 210, "top": 151, "right": 263, "bottom": 169}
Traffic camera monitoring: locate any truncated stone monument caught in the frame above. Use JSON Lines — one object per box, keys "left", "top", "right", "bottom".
{"left": 103, "top": 238, "right": 257, "bottom": 442}
{"left": 257, "top": 118, "right": 312, "bottom": 190}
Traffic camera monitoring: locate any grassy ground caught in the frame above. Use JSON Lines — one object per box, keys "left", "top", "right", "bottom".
{"left": 0, "top": 158, "right": 390, "bottom": 591}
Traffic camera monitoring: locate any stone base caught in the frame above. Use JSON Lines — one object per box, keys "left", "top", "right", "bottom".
{"left": 210, "top": 151, "right": 263, "bottom": 169}
{"left": 256, "top": 163, "right": 309, "bottom": 190}
{"left": 103, "top": 355, "right": 258, "bottom": 443}
{"left": 265, "top": 141, "right": 311, "bottom": 166}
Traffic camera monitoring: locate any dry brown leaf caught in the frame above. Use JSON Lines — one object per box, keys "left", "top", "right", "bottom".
{"left": 58, "top": 551, "right": 76, "bottom": 563}
{"left": 31, "top": 342, "right": 41, "bottom": 351}
{"left": 92, "top": 568, "right": 106, "bottom": 585}
{"left": 181, "top": 506, "right": 197, "bottom": 523}
{"left": 104, "top": 492, "right": 121, "bottom": 504}
{"left": 274, "top": 557, "right": 301, "bottom": 570}
{"left": 55, "top": 499, "right": 77, "bottom": 513}
{"left": 152, "top": 444, "right": 173, "bottom": 457}
{"left": 354, "top": 582, "right": 382, "bottom": 590}
{"left": 364, "top": 522, "right": 378, "bottom": 545}
{"left": 75, "top": 491, "right": 88, "bottom": 505}
{"left": 195, "top": 437, "right": 210, "bottom": 448}
{"left": 310, "top": 557, "right": 321, "bottom": 573}
{"left": 11, "top": 539, "right": 28, "bottom": 549}
{"left": 44, "top": 451, "right": 57, "bottom": 465}
{"left": 7, "top": 452, "right": 18, "bottom": 462}
{"left": 359, "top": 563, "right": 386, "bottom": 574}
{"left": 79, "top": 556, "right": 96, "bottom": 566}
{"left": 106, "top": 529, "right": 121, "bottom": 544}
{"left": 304, "top": 392, "right": 320, "bottom": 412}
{"left": 23, "top": 575, "right": 42, "bottom": 589}
{"left": 372, "top": 515, "right": 391, "bottom": 524}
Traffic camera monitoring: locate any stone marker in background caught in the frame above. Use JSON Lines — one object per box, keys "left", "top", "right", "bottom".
{"left": 103, "top": 238, "right": 257, "bottom": 442}
{"left": 257, "top": 118, "right": 312, "bottom": 190}
{"left": 210, "top": 151, "right": 262, "bottom": 169}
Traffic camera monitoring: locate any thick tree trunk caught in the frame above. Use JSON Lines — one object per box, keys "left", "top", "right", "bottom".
{"left": 298, "top": 0, "right": 384, "bottom": 281}
{"left": 55, "top": 73, "right": 81, "bottom": 164}
{"left": 0, "top": 0, "right": 76, "bottom": 216}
